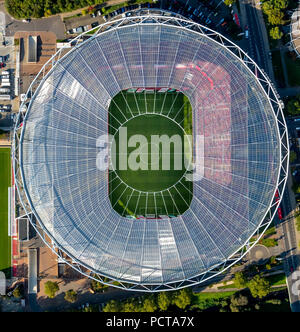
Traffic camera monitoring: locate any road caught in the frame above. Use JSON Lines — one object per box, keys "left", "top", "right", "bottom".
{"left": 242, "top": 0, "right": 274, "bottom": 81}
{"left": 278, "top": 182, "right": 300, "bottom": 312}
{"left": 278, "top": 87, "right": 300, "bottom": 97}
{"left": 280, "top": 116, "right": 300, "bottom": 311}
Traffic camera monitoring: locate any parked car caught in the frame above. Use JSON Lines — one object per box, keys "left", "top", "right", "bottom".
{"left": 91, "top": 22, "right": 99, "bottom": 28}
{"left": 76, "top": 26, "right": 84, "bottom": 33}
{"left": 216, "top": 18, "right": 225, "bottom": 27}
{"left": 244, "top": 25, "right": 249, "bottom": 39}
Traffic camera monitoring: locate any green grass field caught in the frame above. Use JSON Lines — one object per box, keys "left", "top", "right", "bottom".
{"left": 0, "top": 148, "right": 11, "bottom": 277}
{"left": 108, "top": 91, "right": 193, "bottom": 218}
{"left": 193, "top": 291, "right": 236, "bottom": 303}
{"left": 266, "top": 273, "right": 287, "bottom": 287}
{"left": 284, "top": 52, "right": 300, "bottom": 87}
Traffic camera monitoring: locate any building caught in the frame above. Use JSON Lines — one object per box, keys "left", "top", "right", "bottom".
{"left": 27, "top": 35, "right": 37, "bottom": 63}
{"left": 291, "top": 4, "right": 300, "bottom": 57}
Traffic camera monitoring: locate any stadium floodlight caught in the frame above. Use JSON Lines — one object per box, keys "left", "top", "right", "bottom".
{"left": 13, "top": 12, "right": 289, "bottom": 292}
{"left": 291, "top": 3, "right": 300, "bottom": 57}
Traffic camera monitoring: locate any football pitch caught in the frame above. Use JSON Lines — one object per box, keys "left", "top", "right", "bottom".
{"left": 108, "top": 91, "right": 193, "bottom": 218}
{"left": 0, "top": 148, "right": 11, "bottom": 277}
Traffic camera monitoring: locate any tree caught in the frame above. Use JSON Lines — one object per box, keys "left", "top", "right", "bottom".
{"left": 265, "top": 264, "right": 272, "bottom": 270}
{"left": 122, "top": 300, "right": 138, "bottom": 312}
{"left": 44, "top": 281, "right": 59, "bottom": 299}
{"left": 270, "top": 256, "right": 277, "bottom": 266}
{"left": 234, "top": 272, "right": 248, "bottom": 289}
{"left": 290, "top": 151, "right": 297, "bottom": 163}
{"left": 268, "top": 9, "right": 285, "bottom": 25}
{"left": 293, "top": 182, "right": 300, "bottom": 194}
{"left": 142, "top": 296, "right": 157, "bottom": 312}
{"left": 91, "top": 276, "right": 109, "bottom": 292}
{"left": 44, "top": 9, "right": 52, "bottom": 17}
{"left": 262, "top": 0, "right": 286, "bottom": 26}
{"left": 157, "top": 292, "right": 172, "bottom": 311}
{"left": 287, "top": 96, "right": 300, "bottom": 115}
{"left": 270, "top": 26, "right": 283, "bottom": 40}
{"left": 248, "top": 274, "right": 271, "bottom": 299}
{"left": 230, "top": 304, "right": 240, "bottom": 312}
{"left": 64, "top": 289, "right": 77, "bottom": 303}
{"left": 13, "top": 285, "right": 23, "bottom": 298}
{"left": 172, "top": 288, "right": 192, "bottom": 310}
{"left": 103, "top": 300, "right": 122, "bottom": 312}
{"left": 262, "top": 0, "right": 288, "bottom": 14}
{"left": 271, "top": 0, "right": 288, "bottom": 10}
{"left": 82, "top": 305, "right": 98, "bottom": 312}
{"left": 230, "top": 294, "right": 249, "bottom": 312}
{"left": 266, "top": 299, "right": 282, "bottom": 305}
{"left": 224, "top": 0, "right": 236, "bottom": 6}
{"left": 88, "top": 6, "right": 95, "bottom": 14}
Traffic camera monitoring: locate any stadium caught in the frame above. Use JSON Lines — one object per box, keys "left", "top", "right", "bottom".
{"left": 13, "top": 11, "right": 289, "bottom": 292}
{"left": 291, "top": 3, "right": 300, "bottom": 57}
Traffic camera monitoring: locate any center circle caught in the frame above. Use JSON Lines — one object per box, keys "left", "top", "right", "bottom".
{"left": 114, "top": 114, "right": 188, "bottom": 192}
{"left": 138, "top": 142, "right": 161, "bottom": 169}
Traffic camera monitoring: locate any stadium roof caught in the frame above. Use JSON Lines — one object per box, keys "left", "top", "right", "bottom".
{"left": 15, "top": 13, "right": 288, "bottom": 291}
{"left": 291, "top": 4, "right": 300, "bottom": 57}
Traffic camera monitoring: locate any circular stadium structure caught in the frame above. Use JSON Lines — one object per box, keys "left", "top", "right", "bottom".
{"left": 291, "top": 3, "right": 300, "bottom": 57}
{"left": 13, "top": 12, "right": 289, "bottom": 292}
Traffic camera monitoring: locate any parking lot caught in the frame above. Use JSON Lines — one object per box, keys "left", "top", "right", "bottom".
{"left": 64, "top": 2, "right": 156, "bottom": 33}
{"left": 0, "top": 36, "right": 16, "bottom": 122}
{"left": 63, "top": 0, "right": 239, "bottom": 40}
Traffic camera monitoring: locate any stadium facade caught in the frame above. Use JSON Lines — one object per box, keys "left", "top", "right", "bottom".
{"left": 291, "top": 3, "right": 300, "bottom": 57}
{"left": 13, "top": 12, "right": 289, "bottom": 292}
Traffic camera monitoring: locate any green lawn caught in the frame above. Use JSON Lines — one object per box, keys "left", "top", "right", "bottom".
{"left": 108, "top": 91, "right": 193, "bottom": 218}
{"left": 101, "top": 0, "right": 155, "bottom": 16}
{"left": 193, "top": 291, "right": 236, "bottom": 302}
{"left": 284, "top": 52, "right": 300, "bottom": 87}
{"left": 218, "top": 273, "right": 286, "bottom": 290}
{"left": 218, "top": 283, "right": 237, "bottom": 290}
{"left": 0, "top": 148, "right": 11, "bottom": 277}
{"left": 271, "top": 50, "right": 285, "bottom": 88}
{"left": 260, "top": 238, "right": 278, "bottom": 248}
{"left": 266, "top": 273, "right": 286, "bottom": 287}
